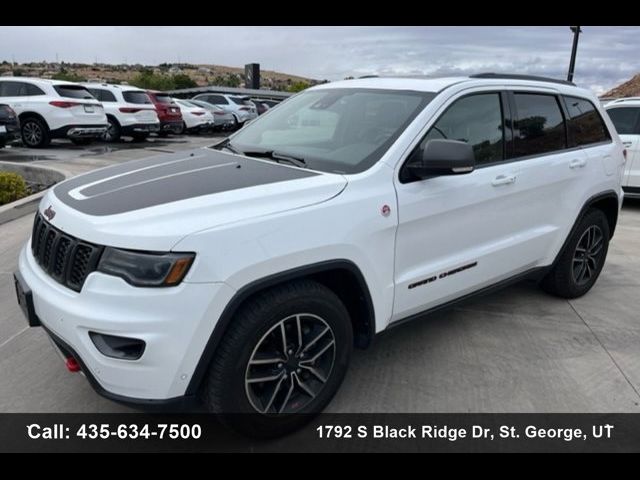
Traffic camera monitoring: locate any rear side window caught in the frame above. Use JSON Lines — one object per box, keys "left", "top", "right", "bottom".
{"left": 420, "top": 93, "right": 504, "bottom": 165}
{"left": 123, "top": 91, "right": 152, "bottom": 105}
{"left": 564, "top": 96, "right": 611, "bottom": 145}
{"left": 88, "top": 89, "right": 117, "bottom": 102}
{"left": 54, "top": 85, "right": 94, "bottom": 100}
{"left": 154, "top": 94, "right": 172, "bottom": 104}
{"left": 204, "top": 95, "right": 228, "bottom": 105}
{"left": 606, "top": 107, "right": 640, "bottom": 135}
{"left": 513, "top": 93, "right": 566, "bottom": 157}
{"left": 0, "top": 81, "right": 44, "bottom": 97}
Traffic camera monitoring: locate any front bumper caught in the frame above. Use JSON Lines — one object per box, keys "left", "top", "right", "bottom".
{"left": 18, "top": 243, "right": 235, "bottom": 402}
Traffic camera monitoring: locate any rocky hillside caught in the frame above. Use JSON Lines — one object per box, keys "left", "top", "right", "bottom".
{"left": 602, "top": 74, "right": 640, "bottom": 98}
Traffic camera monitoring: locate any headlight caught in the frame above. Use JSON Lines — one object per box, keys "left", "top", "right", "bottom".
{"left": 97, "top": 248, "right": 195, "bottom": 287}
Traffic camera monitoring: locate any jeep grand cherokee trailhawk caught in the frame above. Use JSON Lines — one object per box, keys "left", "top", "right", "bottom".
{"left": 15, "top": 74, "right": 624, "bottom": 436}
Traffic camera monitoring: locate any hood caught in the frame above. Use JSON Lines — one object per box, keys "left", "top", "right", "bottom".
{"left": 44, "top": 148, "right": 347, "bottom": 251}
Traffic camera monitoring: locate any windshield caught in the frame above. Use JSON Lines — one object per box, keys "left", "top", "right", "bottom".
{"left": 228, "top": 88, "right": 435, "bottom": 174}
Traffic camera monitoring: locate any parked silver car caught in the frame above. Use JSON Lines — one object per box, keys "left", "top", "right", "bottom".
{"left": 188, "top": 99, "right": 235, "bottom": 131}
{"left": 191, "top": 93, "right": 258, "bottom": 128}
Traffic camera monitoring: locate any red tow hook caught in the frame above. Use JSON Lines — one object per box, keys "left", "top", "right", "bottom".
{"left": 65, "top": 357, "right": 81, "bottom": 373}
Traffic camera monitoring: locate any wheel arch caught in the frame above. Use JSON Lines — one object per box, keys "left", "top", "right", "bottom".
{"left": 18, "top": 111, "right": 50, "bottom": 131}
{"left": 105, "top": 113, "right": 121, "bottom": 127}
{"left": 186, "top": 259, "right": 375, "bottom": 396}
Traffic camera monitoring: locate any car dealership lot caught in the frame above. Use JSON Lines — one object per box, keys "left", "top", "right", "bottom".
{"left": 1, "top": 135, "right": 640, "bottom": 413}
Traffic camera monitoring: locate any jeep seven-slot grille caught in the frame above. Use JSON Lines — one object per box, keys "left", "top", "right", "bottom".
{"left": 31, "top": 213, "right": 104, "bottom": 292}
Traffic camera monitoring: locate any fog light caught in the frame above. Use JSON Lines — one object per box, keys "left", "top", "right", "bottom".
{"left": 89, "top": 332, "right": 146, "bottom": 360}
{"left": 65, "top": 357, "right": 81, "bottom": 372}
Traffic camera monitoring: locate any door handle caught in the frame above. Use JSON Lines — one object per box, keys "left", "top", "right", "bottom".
{"left": 623, "top": 141, "right": 633, "bottom": 148}
{"left": 569, "top": 159, "right": 587, "bottom": 169}
{"left": 491, "top": 174, "right": 516, "bottom": 186}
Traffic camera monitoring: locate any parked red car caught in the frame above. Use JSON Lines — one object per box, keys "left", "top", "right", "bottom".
{"left": 146, "top": 91, "right": 183, "bottom": 136}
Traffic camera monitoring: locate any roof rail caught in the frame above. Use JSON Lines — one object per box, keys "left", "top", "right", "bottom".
{"left": 609, "top": 97, "right": 640, "bottom": 103}
{"left": 470, "top": 73, "right": 575, "bottom": 86}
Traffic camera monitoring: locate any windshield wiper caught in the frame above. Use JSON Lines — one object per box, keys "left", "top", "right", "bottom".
{"left": 214, "top": 138, "right": 242, "bottom": 155}
{"left": 243, "top": 150, "right": 307, "bottom": 168}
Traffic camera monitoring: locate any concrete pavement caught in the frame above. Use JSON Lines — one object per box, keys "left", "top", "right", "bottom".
{"left": 1, "top": 137, "right": 639, "bottom": 412}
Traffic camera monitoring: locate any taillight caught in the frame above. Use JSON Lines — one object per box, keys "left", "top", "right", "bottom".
{"left": 192, "top": 111, "right": 205, "bottom": 116}
{"left": 239, "top": 106, "right": 250, "bottom": 111}
{"left": 0, "top": 105, "right": 16, "bottom": 116}
{"left": 119, "top": 107, "right": 144, "bottom": 113}
{"left": 49, "top": 101, "right": 80, "bottom": 108}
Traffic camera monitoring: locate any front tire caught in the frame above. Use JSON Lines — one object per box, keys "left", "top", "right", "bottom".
{"left": 21, "top": 117, "right": 50, "bottom": 148}
{"left": 541, "top": 209, "right": 610, "bottom": 298}
{"left": 203, "top": 280, "right": 353, "bottom": 438}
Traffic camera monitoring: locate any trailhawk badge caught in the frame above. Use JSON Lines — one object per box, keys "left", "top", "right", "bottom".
{"left": 43, "top": 206, "right": 56, "bottom": 221}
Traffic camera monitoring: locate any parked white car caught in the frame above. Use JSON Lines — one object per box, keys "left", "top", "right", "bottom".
{"left": 15, "top": 74, "right": 623, "bottom": 437}
{"left": 83, "top": 83, "right": 160, "bottom": 142}
{"left": 0, "top": 77, "right": 107, "bottom": 147}
{"left": 173, "top": 99, "right": 215, "bottom": 134}
{"left": 604, "top": 98, "right": 640, "bottom": 198}
{"left": 191, "top": 93, "right": 258, "bottom": 128}
{"left": 187, "top": 99, "right": 236, "bottom": 130}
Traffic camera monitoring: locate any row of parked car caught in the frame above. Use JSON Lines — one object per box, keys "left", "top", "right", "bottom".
{"left": 0, "top": 77, "right": 279, "bottom": 148}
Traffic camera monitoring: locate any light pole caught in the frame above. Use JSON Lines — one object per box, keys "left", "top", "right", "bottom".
{"left": 567, "top": 26, "right": 582, "bottom": 82}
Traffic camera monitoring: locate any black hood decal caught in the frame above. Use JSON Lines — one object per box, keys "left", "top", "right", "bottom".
{"left": 54, "top": 149, "right": 318, "bottom": 216}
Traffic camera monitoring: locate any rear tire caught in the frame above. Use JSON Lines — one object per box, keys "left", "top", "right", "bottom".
{"left": 541, "top": 209, "right": 610, "bottom": 298}
{"left": 131, "top": 133, "right": 149, "bottom": 142}
{"left": 21, "top": 117, "right": 50, "bottom": 148}
{"left": 203, "top": 279, "right": 353, "bottom": 438}
{"left": 103, "top": 117, "right": 121, "bottom": 142}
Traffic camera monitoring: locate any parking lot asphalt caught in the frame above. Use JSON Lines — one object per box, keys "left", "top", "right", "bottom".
{"left": 1, "top": 136, "right": 640, "bottom": 413}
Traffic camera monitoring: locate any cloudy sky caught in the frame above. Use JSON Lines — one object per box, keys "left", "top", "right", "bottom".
{"left": 1, "top": 26, "right": 639, "bottom": 94}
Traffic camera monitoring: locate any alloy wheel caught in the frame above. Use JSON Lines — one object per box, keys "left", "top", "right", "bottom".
{"left": 572, "top": 225, "right": 604, "bottom": 286}
{"left": 245, "top": 313, "right": 336, "bottom": 414}
{"left": 23, "top": 121, "right": 42, "bottom": 146}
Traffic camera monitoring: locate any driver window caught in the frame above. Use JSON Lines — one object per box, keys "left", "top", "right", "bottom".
{"left": 415, "top": 93, "right": 504, "bottom": 166}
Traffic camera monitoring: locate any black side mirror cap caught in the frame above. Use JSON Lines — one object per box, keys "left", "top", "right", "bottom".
{"left": 408, "top": 139, "right": 476, "bottom": 178}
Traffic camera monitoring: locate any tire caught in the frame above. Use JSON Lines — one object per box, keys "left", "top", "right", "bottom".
{"left": 71, "top": 138, "right": 93, "bottom": 146}
{"left": 541, "top": 208, "right": 610, "bottom": 298}
{"left": 21, "top": 117, "right": 50, "bottom": 148}
{"left": 0, "top": 140, "right": 5, "bottom": 149}
{"left": 102, "top": 117, "right": 121, "bottom": 142}
{"left": 203, "top": 279, "right": 353, "bottom": 438}
{"left": 158, "top": 131, "right": 169, "bottom": 138}
{"left": 176, "top": 122, "right": 186, "bottom": 135}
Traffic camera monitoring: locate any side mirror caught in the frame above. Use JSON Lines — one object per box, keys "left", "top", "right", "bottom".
{"left": 408, "top": 139, "right": 475, "bottom": 178}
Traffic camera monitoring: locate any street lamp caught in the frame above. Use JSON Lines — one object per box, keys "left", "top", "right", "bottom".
{"left": 567, "top": 26, "right": 582, "bottom": 83}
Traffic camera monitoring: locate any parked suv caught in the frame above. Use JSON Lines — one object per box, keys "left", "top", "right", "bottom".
{"left": 0, "top": 104, "right": 20, "bottom": 148}
{"left": 146, "top": 90, "right": 182, "bottom": 136}
{"left": 605, "top": 98, "right": 640, "bottom": 198}
{"left": 83, "top": 83, "right": 160, "bottom": 142}
{"left": 192, "top": 93, "right": 258, "bottom": 128}
{"left": 0, "top": 77, "right": 107, "bottom": 147}
{"left": 15, "top": 74, "right": 623, "bottom": 437}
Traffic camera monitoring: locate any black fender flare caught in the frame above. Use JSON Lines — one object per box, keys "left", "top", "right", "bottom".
{"left": 185, "top": 259, "right": 375, "bottom": 395}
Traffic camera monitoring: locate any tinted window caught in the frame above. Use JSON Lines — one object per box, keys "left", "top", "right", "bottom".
{"left": 419, "top": 93, "right": 504, "bottom": 165}
{"left": 154, "top": 93, "right": 172, "bottom": 104}
{"left": 54, "top": 85, "right": 94, "bottom": 99}
{"left": 123, "top": 91, "right": 152, "bottom": 104}
{"left": 88, "top": 89, "right": 116, "bottom": 102}
{"left": 564, "top": 96, "right": 610, "bottom": 145}
{"left": 204, "top": 95, "right": 228, "bottom": 105}
{"left": 605, "top": 107, "right": 640, "bottom": 135}
{"left": 513, "top": 93, "right": 566, "bottom": 157}
{"left": 0, "top": 81, "right": 43, "bottom": 97}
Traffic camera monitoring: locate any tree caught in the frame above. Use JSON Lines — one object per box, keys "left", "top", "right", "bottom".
{"left": 172, "top": 73, "right": 197, "bottom": 89}
{"left": 287, "top": 81, "right": 310, "bottom": 93}
{"left": 130, "top": 70, "right": 175, "bottom": 90}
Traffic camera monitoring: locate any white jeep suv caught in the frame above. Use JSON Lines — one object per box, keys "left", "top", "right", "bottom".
{"left": 605, "top": 98, "right": 640, "bottom": 198}
{"left": 0, "top": 77, "right": 107, "bottom": 147}
{"left": 15, "top": 74, "right": 624, "bottom": 437}
{"left": 83, "top": 83, "right": 160, "bottom": 142}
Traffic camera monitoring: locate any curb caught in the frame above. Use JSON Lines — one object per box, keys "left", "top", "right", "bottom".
{"left": 0, "top": 162, "right": 67, "bottom": 226}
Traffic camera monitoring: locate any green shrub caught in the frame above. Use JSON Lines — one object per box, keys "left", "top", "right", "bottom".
{"left": 0, "top": 171, "right": 28, "bottom": 206}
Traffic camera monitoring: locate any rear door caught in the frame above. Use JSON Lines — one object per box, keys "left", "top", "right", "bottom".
{"left": 606, "top": 105, "right": 640, "bottom": 188}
